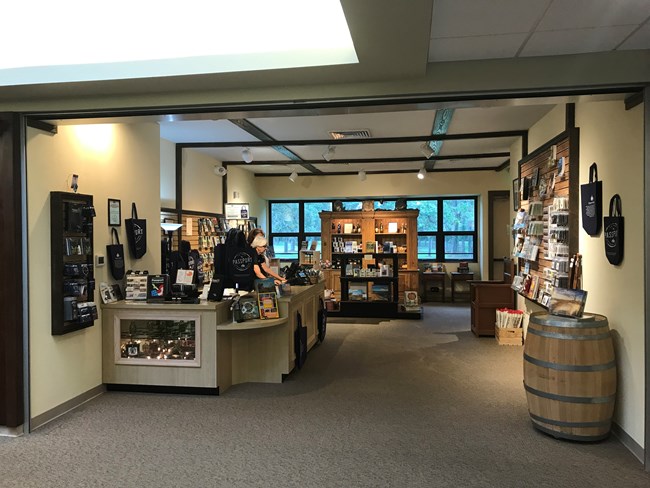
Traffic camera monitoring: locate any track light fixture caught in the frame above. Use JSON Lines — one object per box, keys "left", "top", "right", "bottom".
{"left": 323, "top": 145, "right": 336, "bottom": 161}
{"left": 242, "top": 147, "right": 253, "bottom": 163}
{"left": 417, "top": 167, "right": 427, "bottom": 180}
{"left": 420, "top": 142, "right": 435, "bottom": 159}
{"left": 289, "top": 170, "right": 298, "bottom": 182}
{"left": 358, "top": 169, "right": 367, "bottom": 181}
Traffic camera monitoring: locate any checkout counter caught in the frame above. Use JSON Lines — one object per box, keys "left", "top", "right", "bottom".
{"left": 102, "top": 282, "right": 324, "bottom": 394}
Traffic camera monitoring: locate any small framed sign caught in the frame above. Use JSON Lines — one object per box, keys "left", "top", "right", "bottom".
{"left": 108, "top": 198, "right": 121, "bottom": 226}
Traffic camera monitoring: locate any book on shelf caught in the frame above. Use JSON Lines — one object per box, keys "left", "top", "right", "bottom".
{"left": 349, "top": 283, "right": 367, "bottom": 301}
{"left": 369, "top": 284, "right": 390, "bottom": 301}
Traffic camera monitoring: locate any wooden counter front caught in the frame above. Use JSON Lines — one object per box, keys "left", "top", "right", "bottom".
{"left": 102, "top": 282, "right": 325, "bottom": 394}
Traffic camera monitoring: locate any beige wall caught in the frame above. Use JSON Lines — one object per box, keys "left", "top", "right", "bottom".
{"left": 181, "top": 149, "right": 223, "bottom": 213}
{"left": 511, "top": 101, "right": 645, "bottom": 448}
{"left": 576, "top": 101, "right": 645, "bottom": 447}
{"left": 255, "top": 170, "right": 511, "bottom": 279}
{"left": 226, "top": 166, "right": 267, "bottom": 231}
{"left": 27, "top": 123, "right": 161, "bottom": 418}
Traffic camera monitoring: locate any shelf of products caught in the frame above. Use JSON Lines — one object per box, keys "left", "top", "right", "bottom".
{"left": 118, "top": 316, "right": 198, "bottom": 365}
{"left": 50, "top": 191, "right": 98, "bottom": 335}
{"left": 320, "top": 207, "right": 419, "bottom": 317}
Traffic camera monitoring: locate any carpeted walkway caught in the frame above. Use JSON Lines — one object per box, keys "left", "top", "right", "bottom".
{"left": 0, "top": 303, "right": 647, "bottom": 487}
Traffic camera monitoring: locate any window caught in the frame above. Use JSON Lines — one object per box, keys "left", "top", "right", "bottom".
{"left": 410, "top": 197, "right": 477, "bottom": 262}
{"left": 269, "top": 197, "right": 477, "bottom": 262}
{"left": 269, "top": 201, "right": 331, "bottom": 259}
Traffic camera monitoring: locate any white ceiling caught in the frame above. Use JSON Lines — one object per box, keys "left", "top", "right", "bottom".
{"left": 38, "top": 0, "right": 647, "bottom": 177}
{"left": 428, "top": 0, "right": 650, "bottom": 61}
{"left": 155, "top": 0, "right": 647, "bottom": 177}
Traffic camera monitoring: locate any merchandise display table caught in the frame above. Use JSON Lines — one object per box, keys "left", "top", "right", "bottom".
{"left": 421, "top": 271, "right": 446, "bottom": 302}
{"left": 450, "top": 272, "right": 474, "bottom": 302}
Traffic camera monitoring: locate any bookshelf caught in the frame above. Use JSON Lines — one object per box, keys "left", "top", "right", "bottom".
{"left": 320, "top": 208, "right": 419, "bottom": 317}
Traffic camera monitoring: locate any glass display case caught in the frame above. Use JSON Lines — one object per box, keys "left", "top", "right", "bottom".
{"left": 113, "top": 313, "right": 201, "bottom": 367}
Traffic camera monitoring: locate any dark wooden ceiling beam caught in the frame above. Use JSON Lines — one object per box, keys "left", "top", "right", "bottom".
{"left": 228, "top": 118, "right": 322, "bottom": 174}
{"left": 255, "top": 166, "right": 498, "bottom": 177}
{"left": 223, "top": 151, "right": 509, "bottom": 166}
{"left": 178, "top": 130, "right": 526, "bottom": 149}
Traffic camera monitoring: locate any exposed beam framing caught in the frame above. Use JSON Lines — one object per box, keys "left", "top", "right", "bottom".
{"left": 25, "top": 119, "right": 57, "bottom": 135}
{"left": 255, "top": 166, "right": 497, "bottom": 177}
{"left": 222, "top": 151, "right": 510, "bottom": 166}
{"left": 229, "top": 118, "right": 322, "bottom": 174}
{"left": 177, "top": 130, "right": 526, "bottom": 149}
{"left": 495, "top": 159, "right": 510, "bottom": 172}
{"left": 625, "top": 91, "right": 643, "bottom": 110}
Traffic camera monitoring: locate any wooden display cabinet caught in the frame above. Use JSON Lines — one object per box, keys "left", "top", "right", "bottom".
{"left": 320, "top": 208, "right": 419, "bottom": 317}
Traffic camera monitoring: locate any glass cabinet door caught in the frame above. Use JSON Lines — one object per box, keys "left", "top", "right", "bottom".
{"left": 114, "top": 313, "right": 201, "bottom": 367}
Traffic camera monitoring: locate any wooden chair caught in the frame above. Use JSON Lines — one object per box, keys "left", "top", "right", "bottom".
{"left": 470, "top": 258, "right": 515, "bottom": 337}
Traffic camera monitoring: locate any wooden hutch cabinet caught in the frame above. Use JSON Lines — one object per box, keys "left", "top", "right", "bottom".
{"left": 320, "top": 209, "right": 419, "bottom": 317}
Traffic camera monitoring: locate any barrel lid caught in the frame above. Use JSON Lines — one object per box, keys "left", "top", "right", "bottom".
{"left": 530, "top": 311, "right": 608, "bottom": 328}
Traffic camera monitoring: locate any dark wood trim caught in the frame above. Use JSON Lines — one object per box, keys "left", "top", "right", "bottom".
{"left": 180, "top": 209, "right": 225, "bottom": 218}
{"left": 568, "top": 127, "right": 581, "bottom": 256}
{"left": 23, "top": 83, "right": 646, "bottom": 121}
{"left": 222, "top": 163, "right": 228, "bottom": 212}
{"left": 223, "top": 152, "right": 510, "bottom": 166}
{"left": 625, "top": 91, "right": 644, "bottom": 111}
{"left": 522, "top": 131, "right": 529, "bottom": 158}
{"left": 174, "top": 144, "right": 183, "bottom": 242}
{"left": 255, "top": 166, "right": 498, "bottom": 177}
{"left": 229, "top": 119, "right": 322, "bottom": 174}
{"left": 177, "top": 130, "right": 527, "bottom": 149}
{"left": 643, "top": 87, "right": 650, "bottom": 472}
{"left": 519, "top": 131, "right": 569, "bottom": 165}
{"left": 495, "top": 159, "right": 510, "bottom": 172}
{"left": 488, "top": 191, "right": 510, "bottom": 280}
{"left": 565, "top": 103, "right": 576, "bottom": 130}
{"left": 25, "top": 118, "right": 57, "bottom": 135}
{"left": 0, "top": 113, "right": 25, "bottom": 428}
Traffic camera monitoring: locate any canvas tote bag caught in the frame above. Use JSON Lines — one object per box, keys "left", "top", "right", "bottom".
{"left": 125, "top": 203, "right": 147, "bottom": 259}
{"left": 604, "top": 194, "right": 624, "bottom": 265}
{"left": 581, "top": 162, "right": 602, "bottom": 235}
{"left": 106, "top": 228, "right": 125, "bottom": 280}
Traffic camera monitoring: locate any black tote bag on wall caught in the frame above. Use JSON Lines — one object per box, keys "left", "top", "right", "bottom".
{"left": 125, "top": 203, "right": 147, "bottom": 259}
{"left": 581, "top": 162, "right": 602, "bottom": 236}
{"left": 106, "top": 228, "right": 125, "bottom": 280}
{"left": 604, "top": 194, "right": 624, "bottom": 265}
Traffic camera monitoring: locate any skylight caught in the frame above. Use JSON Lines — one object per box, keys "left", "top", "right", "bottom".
{"left": 0, "top": 0, "right": 357, "bottom": 86}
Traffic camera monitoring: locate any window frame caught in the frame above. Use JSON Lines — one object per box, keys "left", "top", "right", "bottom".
{"left": 268, "top": 196, "right": 478, "bottom": 263}
{"left": 268, "top": 200, "right": 332, "bottom": 259}
{"left": 411, "top": 196, "right": 478, "bottom": 263}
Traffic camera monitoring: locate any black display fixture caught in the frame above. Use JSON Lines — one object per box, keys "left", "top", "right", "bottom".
{"left": 50, "top": 191, "right": 97, "bottom": 335}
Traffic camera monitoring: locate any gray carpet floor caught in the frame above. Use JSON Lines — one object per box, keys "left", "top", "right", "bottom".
{"left": 0, "top": 303, "right": 648, "bottom": 487}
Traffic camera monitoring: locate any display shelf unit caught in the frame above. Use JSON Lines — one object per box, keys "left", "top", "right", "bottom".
{"left": 320, "top": 208, "right": 419, "bottom": 308}
{"left": 51, "top": 191, "right": 97, "bottom": 335}
{"left": 181, "top": 212, "right": 229, "bottom": 284}
{"left": 299, "top": 249, "right": 321, "bottom": 268}
{"left": 513, "top": 128, "right": 579, "bottom": 307}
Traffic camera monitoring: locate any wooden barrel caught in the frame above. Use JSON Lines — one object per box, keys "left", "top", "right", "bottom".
{"left": 523, "top": 312, "right": 616, "bottom": 441}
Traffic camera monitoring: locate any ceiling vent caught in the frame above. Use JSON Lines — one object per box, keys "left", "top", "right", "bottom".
{"left": 329, "top": 129, "right": 371, "bottom": 140}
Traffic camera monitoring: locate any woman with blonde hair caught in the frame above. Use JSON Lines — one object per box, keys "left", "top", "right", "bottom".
{"left": 250, "top": 235, "right": 286, "bottom": 285}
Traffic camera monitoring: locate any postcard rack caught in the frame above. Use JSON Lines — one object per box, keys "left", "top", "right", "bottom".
{"left": 512, "top": 128, "right": 580, "bottom": 307}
